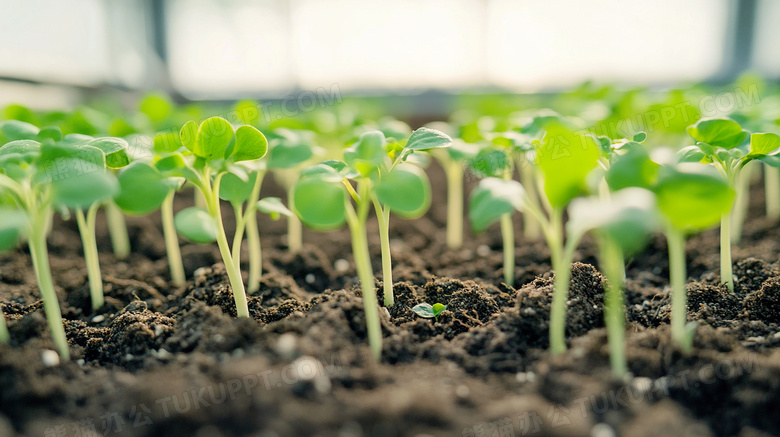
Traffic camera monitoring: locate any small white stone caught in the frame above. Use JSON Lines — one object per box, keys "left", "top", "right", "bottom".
{"left": 305, "top": 274, "right": 316, "bottom": 284}
{"left": 213, "top": 334, "right": 224, "bottom": 343}
{"left": 631, "top": 377, "right": 653, "bottom": 394}
{"left": 76, "top": 359, "right": 85, "bottom": 367}
{"left": 194, "top": 267, "right": 209, "bottom": 278}
{"left": 515, "top": 371, "right": 536, "bottom": 383}
{"left": 455, "top": 385, "right": 470, "bottom": 398}
{"left": 41, "top": 350, "right": 60, "bottom": 367}
{"left": 773, "top": 332, "right": 780, "bottom": 340}
{"left": 153, "top": 325, "right": 165, "bottom": 338}
{"left": 591, "top": 423, "right": 616, "bottom": 437}
{"left": 334, "top": 259, "right": 350, "bottom": 273}
{"left": 476, "top": 245, "right": 491, "bottom": 257}
{"left": 275, "top": 333, "right": 297, "bottom": 358}
{"left": 91, "top": 315, "right": 105, "bottom": 323}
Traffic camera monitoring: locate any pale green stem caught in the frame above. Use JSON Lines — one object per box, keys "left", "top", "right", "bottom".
{"left": 231, "top": 203, "right": 247, "bottom": 269}
{"left": 161, "top": 190, "right": 185, "bottom": 287}
{"left": 518, "top": 157, "right": 542, "bottom": 241}
{"left": 105, "top": 201, "right": 130, "bottom": 259}
{"left": 598, "top": 235, "right": 628, "bottom": 379}
{"left": 765, "top": 164, "right": 780, "bottom": 220}
{"left": 287, "top": 182, "right": 302, "bottom": 254}
{"left": 29, "top": 208, "right": 69, "bottom": 359}
{"left": 76, "top": 203, "right": 104, "bottom": 311}
{"left": 194, "top": 188, "right": 208, "bottom": 209}
{"left": 207, "top": 174, "right": 249, "bottom": 318}
{"left": 245, "top": 171, "right": 265, "bottom": 293}
{"left": 0, "top": 306, "right": 8, "bottom": 344}
{"left": 730, "top": 164, "right": 750, "bottom": 244}
{"left": 721, "top": 211, "right": 734, "bottom": 292}
{"left": 548, "top": 208, "right": 574, "bottom": 356}
{"left": 666, "top": 227, "right": 689, "bottom": 350}
{"left": 346, "top": 183, "right": 382, "bottom": 360}
{"left": 443, "top": 159, "right": 464, "bottom": 249}
{"left": 500, "top": 214, "right": 515, "bottom": 285}
{"left": 372, "top": 198, "right": 394, "bottom": 306}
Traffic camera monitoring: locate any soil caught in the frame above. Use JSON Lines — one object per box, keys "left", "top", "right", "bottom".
{"left": 1, "top": 162, "right": 779, "bottom": 437}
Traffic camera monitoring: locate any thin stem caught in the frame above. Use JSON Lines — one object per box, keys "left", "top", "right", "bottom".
{"left": 76, "top": 203, "right": 104, "bottom": 311}
{"left": 287, "top": 182, "right": 302, "bottom": 253}
{"left": 666, "top": 227, "right": 689, "bottom": 350}
{"left": 194, "top": 187, "right": 208, "bottom": 209}
{"left": 105, "top": 201, "right": 130, "bottom": 259}
{"left": 231, "top": 203, "right": 246, "bottom": 268}
{"left": 346, "top": 184, "right": 382, "bottom": 360}
{"left": 0, "top": 306, "right": 8, "bottom": 344}
{"left": 246, "top": 171, "right": 265, "bottom": 293}
{"left": 161, "top": 190, "right": 185, "bottom": 287}
{"left": 598, "top": 235, "right": 628, "bottom": 379}
{"left": 443, "top": 159, "right": 464, "bottom": 249}
{"left": 29, "top": 208, "right": 69, "bottom": 359}
{"left": 372, "top": 197, "right": 394, "bottom": 306}
{"left": 765, "top": 164, "right": 780, "bottom": 220}
{"left": 518, "top": 158, "right": 542, "bottom": 241}
{"left": 730, "top": 164, "right": 750, "bottom": 244}
{"left": 500, "top": 213, "right": 515, "bottom": 285}
{"left": 720, "top": 211, "right": 734, "bottom": 292}
{"left": 548, "top": 208, "right": 571, "bottom": 355}
{"left": 207, "top": 174, "right": 250, "bottom": 318}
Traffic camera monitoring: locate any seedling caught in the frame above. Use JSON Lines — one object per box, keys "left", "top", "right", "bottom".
{"left": 0, "top": 132, "right": 120, "bottom": 359}
{"left": 680, "top": 118, "right": 780, "bottom": 291}
{"left": 470, "top": 123, "right": 601, "bottom": 355}
{"left": 151, "top": 116, "right": 268, "bottom": 317}
{"left": 292, "top": 127, "right": 451, "bottom": 359}
{"left": 567, "top": 188, "right": 658, "bottom": 378}
{"left": 412, "top": 302, "right": 447, "bottom": 322}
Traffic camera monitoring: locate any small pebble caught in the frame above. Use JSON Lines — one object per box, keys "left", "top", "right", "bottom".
{"left": 305, "top": 274, "right": 316, "bottom": 284}
{"left": 334, "top": 259, "right": 350, "bottom": 273}
{"left": 382, "top": 307, "right": 390, "bottom": 318}
{"left": 41, "top": 350, "right": 60, "bottom": 367}
{"left": 455, "top": 385, "right": 470, "bottom": 398}
{"left": 213, "top": 334, "right": 224, "bottom": 343}
{"left": 153, "top": 325, "right": 165, "bottom": 338}
{"left": 631, "top": 376, "right": 652, "bottom": 394}
{"left": 591, "top": 423, "right": 616, "bottom": 437}
{"left": 516, "top": 371, "right": 536, "bottom": 383}
{"left": 276, "top": 333, "right": 298, "bottom": 358}
{"left": 476, "top": 245, "right": 491, "bottom": 257}
{"left": 773, "top": 332, "right": 780, "bottom": 340}
{"left": 77, "top": 359, "right": 85, "bottom": 367}
{"left": 91, "top": 315, "right": 105, "bottom": 323}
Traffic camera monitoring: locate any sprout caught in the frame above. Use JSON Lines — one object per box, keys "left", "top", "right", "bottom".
{"left": 681, "top": 118, "right": 780, "bottom": 291}
{"left": 567, "top": 188, "right": 659, "bottom": 377}
{"left": 293, "top": 127, "right": 451, "bottom": 360}
{"left": 0, "top": 131, "right": 121, "bottom": 359}
{"left": 152, "top": 116, "right": 268, "bottom": 317}
{"left": 412, "top": 302, "right": 448, "bottom": 322}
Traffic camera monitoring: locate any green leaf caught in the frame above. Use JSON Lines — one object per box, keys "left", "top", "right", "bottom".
{"left": 292, "top": 167, "right": 347, "bottom": 230}
{"left": 50, "top": 158, "right": 118, "bottom": 209}
{"left": 175, "top": 207, "right": 217, "bottom": 243}
{"left": 0, "top": 120, "right": 39, "bottom": 142}
{"left": 432, "top": 303, "right": 447, "bottom": 317}
{"left": 267, "top": 141, "right": 313, "bottom": 169}
{"left": 180, "top": 121, "right": 198, "bottom": 153}
{"left": 114, "top": 162, "right": 171, "bottom": 215}
{"left": 567, "top": 188, "right": 658, "bottom": 255}
{"left": 632, "top": 132, "right": 647, "bottom": 143}
{"left": 686, "top": 118, "right": 748, "bottom": 150}
{"left": 606, "top": 147, "right": 659, "bottom": 191}
{"left": 468, "top": 177, "right": 525, "bottom": 233}
{"left": 154, "top": 132, "right": 183, "bottom": 155}
{"left": 0, "top": 209, "right": 27, "bottom": 251}
{"left": 196, "top": 117, "right": 234, "bottom": 161}
{"left": 676, "top": 145, "right": 707, "bottom": 163}
{"left": 654, "top": 164, "right": 735, "bottom": 231}
{"left": 0, "top": 139, "right": 41, "bottom": 160}
{"left": 760, "top": 155, "right": 780, "bottom": 168}
{"left": 219, "top": 171, "right": 257, "bottom": 204}
{"left": 374, "top": 163, "right": 431, "bottom": 218}
{"left": 139, "top": 94, "right": 172, "bottom": 123}
{"left": 36, "top": 127, "right": 63, "bottom": 142}
{"left": 344, "top": 131, "right": 386, "bottom": 174}
{"left": 404, "top": 127, "right": 453, "bottom": 151}
{"left": 535, "top": 123, "right": 600, "bottom": 208}
{"left": 749, "top": 132, "right": 780, "bottom": 156}
{"left": 88, "top": 137, "right": 130, "bottom": 169}
{"left": 469, "top": 147, "right": 510, "bottom": 178}
{"left": 257, "top": 197, "right": 293, "bottom": 220}
{"left": 445, "top": 140, "right": 480, "bottom": 162}
{"left": 231, "top": 125, "right": 268, "bottom": 162}
{"left": 411, "top": 303, "right": 435, "bottom": 318}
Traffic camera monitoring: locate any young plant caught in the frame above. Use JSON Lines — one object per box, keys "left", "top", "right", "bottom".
{"left": 430, "top": 135, "right": 479, "bottom": 249}
{"left": 0, "top": 135, "right": 119, "bottom": 359}
{"left": 469, "top": 123, "right": 600, "bottom": 355}
{"left": 567, "top": 188, "right": 658, "bottom": 378}
{"left": 412, "top": 302, "right": 447, "bottom": 322}
{"left": 292, "top": 128, "right": 451, "bottom": 360}
{"left": 680, "top": 119, "right": 780, "bottom": 291}
{"left": 158, "top": 117, "right": 268, "bottom": 317}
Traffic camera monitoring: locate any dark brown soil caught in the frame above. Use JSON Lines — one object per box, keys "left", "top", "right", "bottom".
{"left": 1, "top": 162, "right": 779, "bottom": 437}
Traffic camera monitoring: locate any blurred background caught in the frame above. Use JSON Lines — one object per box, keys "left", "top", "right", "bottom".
{"left": 0, "top": 0, "right": 777, "bottom": 116}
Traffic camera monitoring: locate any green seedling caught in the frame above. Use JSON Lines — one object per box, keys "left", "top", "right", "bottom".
{"left": 470, "top": 123, "right": 600, "bottom": 355}
{"left": 266, "top": 129, "right": 319, "bottom": 254}
{"left": 680, "top": 118, "right": 780, "bottom": 291}
{"left": 0, "top": 133, "right": 120, "bottom": 359}
{"left": 412, "top": 302, "right": 448, "bottom": 322}
{"left": 152, "top": 116, "right": 268, "bottom": 317}
{"left": 433, "top": 139, "right": 479, "bottom": 249}
{"left": 292, "top": 127, "right": 451, "bottom": 360}
{"left": 567, "top": 188, "right": 658, "bottom": 378}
